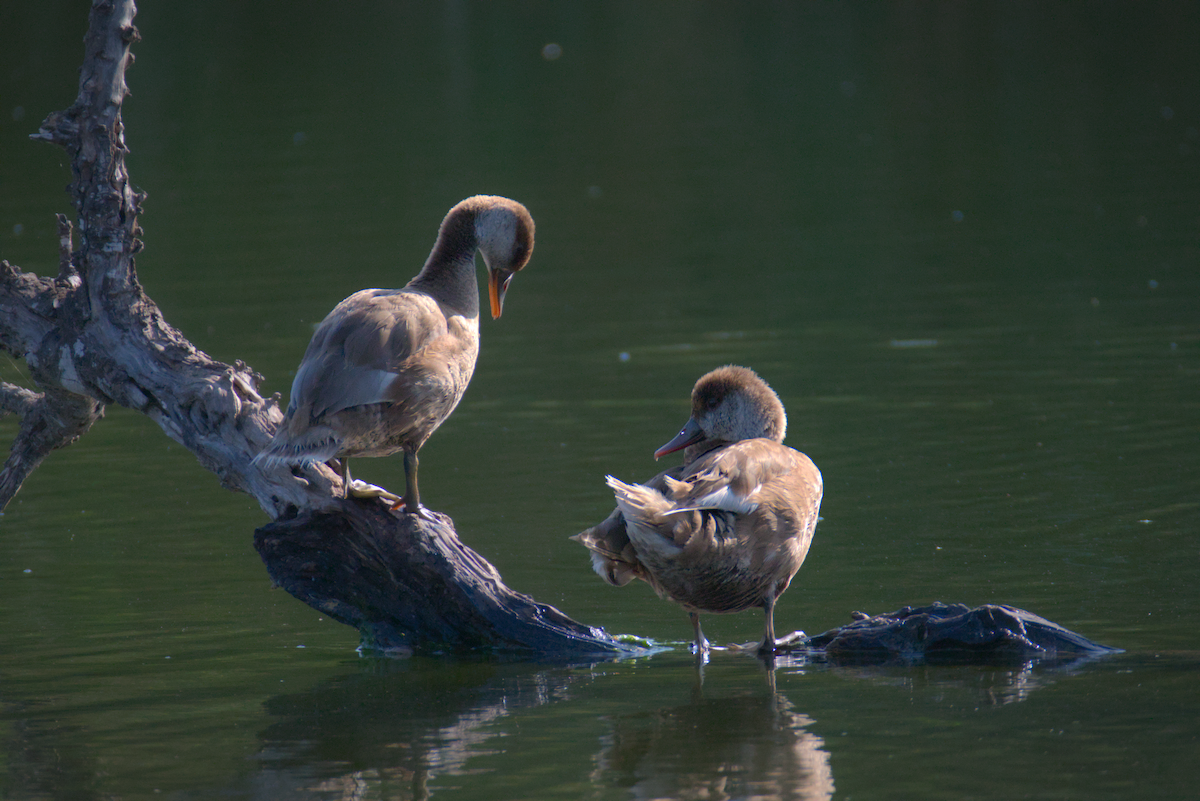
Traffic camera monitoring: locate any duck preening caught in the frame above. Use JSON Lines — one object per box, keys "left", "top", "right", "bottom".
{"left": 254, "top": 195, "right": 535, "bottom": 516}
{"left": 572, "top": 365, "right": 822, "bottom": 656}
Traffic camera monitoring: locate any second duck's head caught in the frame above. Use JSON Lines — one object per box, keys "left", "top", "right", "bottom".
{"left": 655, "top": 365, "right": 787, "bottom": 459}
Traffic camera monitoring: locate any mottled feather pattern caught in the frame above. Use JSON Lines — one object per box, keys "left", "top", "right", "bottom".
{"left": 572, "top": 365, "right": 823, "bottom": 652}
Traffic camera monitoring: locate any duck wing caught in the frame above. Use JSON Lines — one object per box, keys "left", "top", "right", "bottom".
{"left": 664, "top": 439, "right": 812, "bottom": 514}
{"left": 660, "top": 439, "right": 823, "bottom": 568}
{"left": 291, "top": 288, "right": 478, "bottom": 420}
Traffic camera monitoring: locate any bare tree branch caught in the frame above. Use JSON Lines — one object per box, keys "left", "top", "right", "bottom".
{"left": 0, "top": 0, "right": 627, "bottom": 657}
{"left": 3, "top": 0, "right": 327, "bottom": 517}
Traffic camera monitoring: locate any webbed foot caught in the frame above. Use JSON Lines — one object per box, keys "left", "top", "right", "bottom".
{"left": 754, "top": 630, "right": 806, "bottom": 656}
{"left": 346, "top": 479, "right": 404, "bottom": 506}
{"left": 387, "top": 497, "right": 437, "bottom": 521}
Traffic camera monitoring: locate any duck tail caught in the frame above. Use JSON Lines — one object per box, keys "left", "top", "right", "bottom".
{"left": 251, "top": 423, "right": 341, "bottom": 468}
{"left": 605, "top": 475, "right": 674, "bottom": 526}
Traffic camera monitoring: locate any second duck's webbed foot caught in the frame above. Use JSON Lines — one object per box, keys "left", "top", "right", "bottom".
{"left": 752, "top": 630, "right": 807, "bottom": 658}
{"left": 772, "top": 630, "right": 807, "bottom": 650}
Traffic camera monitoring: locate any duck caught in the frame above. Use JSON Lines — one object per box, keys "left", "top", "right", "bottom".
{"left": 254, "top": 195, "right": 535, "bottom": 516}
{"left": 571, "top": 365, "right": 822, "bottom": 655}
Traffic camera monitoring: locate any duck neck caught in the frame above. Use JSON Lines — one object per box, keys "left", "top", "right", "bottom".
{"left": 407, "top": 206, "right": 481, "bottom": 318}
{"left": 684, "top": 438, "right": 728, "bottom": 464}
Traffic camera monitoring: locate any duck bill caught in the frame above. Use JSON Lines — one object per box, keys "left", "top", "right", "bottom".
{"left": 654, "top": 417, "right": 705, "bottom": 459}
{"left": 488, "top": 269, "right": 514, "bottom": 319}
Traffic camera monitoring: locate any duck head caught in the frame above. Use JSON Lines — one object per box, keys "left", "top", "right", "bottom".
{"left": 655, "top": 365, "right": 787, "bottom": 459}
{"left": 473, "top": 197, "right": 536, "bottom": 319}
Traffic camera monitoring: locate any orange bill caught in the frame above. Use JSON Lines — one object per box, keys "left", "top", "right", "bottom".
{"left": 488, "top": 269, "right": 513, "bottom": 319}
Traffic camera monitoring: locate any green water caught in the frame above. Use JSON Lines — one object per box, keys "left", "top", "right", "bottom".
{"left": 2, "top": 2, "right": 1198, "bottom": 798}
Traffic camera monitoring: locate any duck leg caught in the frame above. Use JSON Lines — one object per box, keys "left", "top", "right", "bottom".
{"left": 690, "top": 611, "right": 711, "bottom": 654}
{"left": 340, "top": 458, "right": 353, "bottom": 498}
{"left": 758, "top": 593, "right": 778, "bottom": 655}
{"left": 396, "top": 449, "right": 431, "bottom": 518}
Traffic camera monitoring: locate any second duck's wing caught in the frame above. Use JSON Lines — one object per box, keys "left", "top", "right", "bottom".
{"left": 665, "top": 439, "right": 811, "bottom": 514}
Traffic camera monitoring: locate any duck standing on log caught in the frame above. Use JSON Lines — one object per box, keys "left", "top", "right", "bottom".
{"left": 572, "top": 366, "right": 822, "bottom": 655}
{"left": 255, "top": 195, "right": 535, "bottom": 516}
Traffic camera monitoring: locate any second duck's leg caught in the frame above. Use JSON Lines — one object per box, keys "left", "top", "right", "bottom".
{"left": 690, "top": 611, "right": 710, "bottom": 654}
{"left": 340, "top": 458, "right": 352, "bottom": 499}
{"left": 758, "top": 593, "right": 778, "bottom": 655}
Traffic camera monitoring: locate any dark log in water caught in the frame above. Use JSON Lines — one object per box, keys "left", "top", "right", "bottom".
{"left": 803, "top": 602, "right": 1120, "bottom": 664}
{"left": 255, "top": 502, "right": 629, "bottom": 657}
{"left": 255, "top": 501, "right": 1117, "bottom": 661}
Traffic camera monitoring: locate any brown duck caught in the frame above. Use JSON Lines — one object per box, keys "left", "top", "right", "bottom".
{"left": 572, "top": 365, "right": 822, "bottom": 655}
{"left": 254, "top": 195, "right": 535, "bottom": 515}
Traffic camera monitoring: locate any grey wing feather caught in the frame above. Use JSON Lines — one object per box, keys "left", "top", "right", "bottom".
{"left": 291, "top": 290, "right": 445, "bottom": 418}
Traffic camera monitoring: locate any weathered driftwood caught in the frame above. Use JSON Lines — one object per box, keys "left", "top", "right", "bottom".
{"left": 0, "top": 0, "right": 627, "bottom": 658}
{"left": 0, "top": 0, "right": 287, "bottom": 513}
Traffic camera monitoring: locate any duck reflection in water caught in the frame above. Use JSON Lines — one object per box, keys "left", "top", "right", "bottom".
{"left": 573, "top": 366, "right": 823, "bottom": 656}
{"left": 246, "top": 659, "right": 833, "bottom": 801}
{"left": 590, "top": 679, "right": 834, "bottom": 801}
